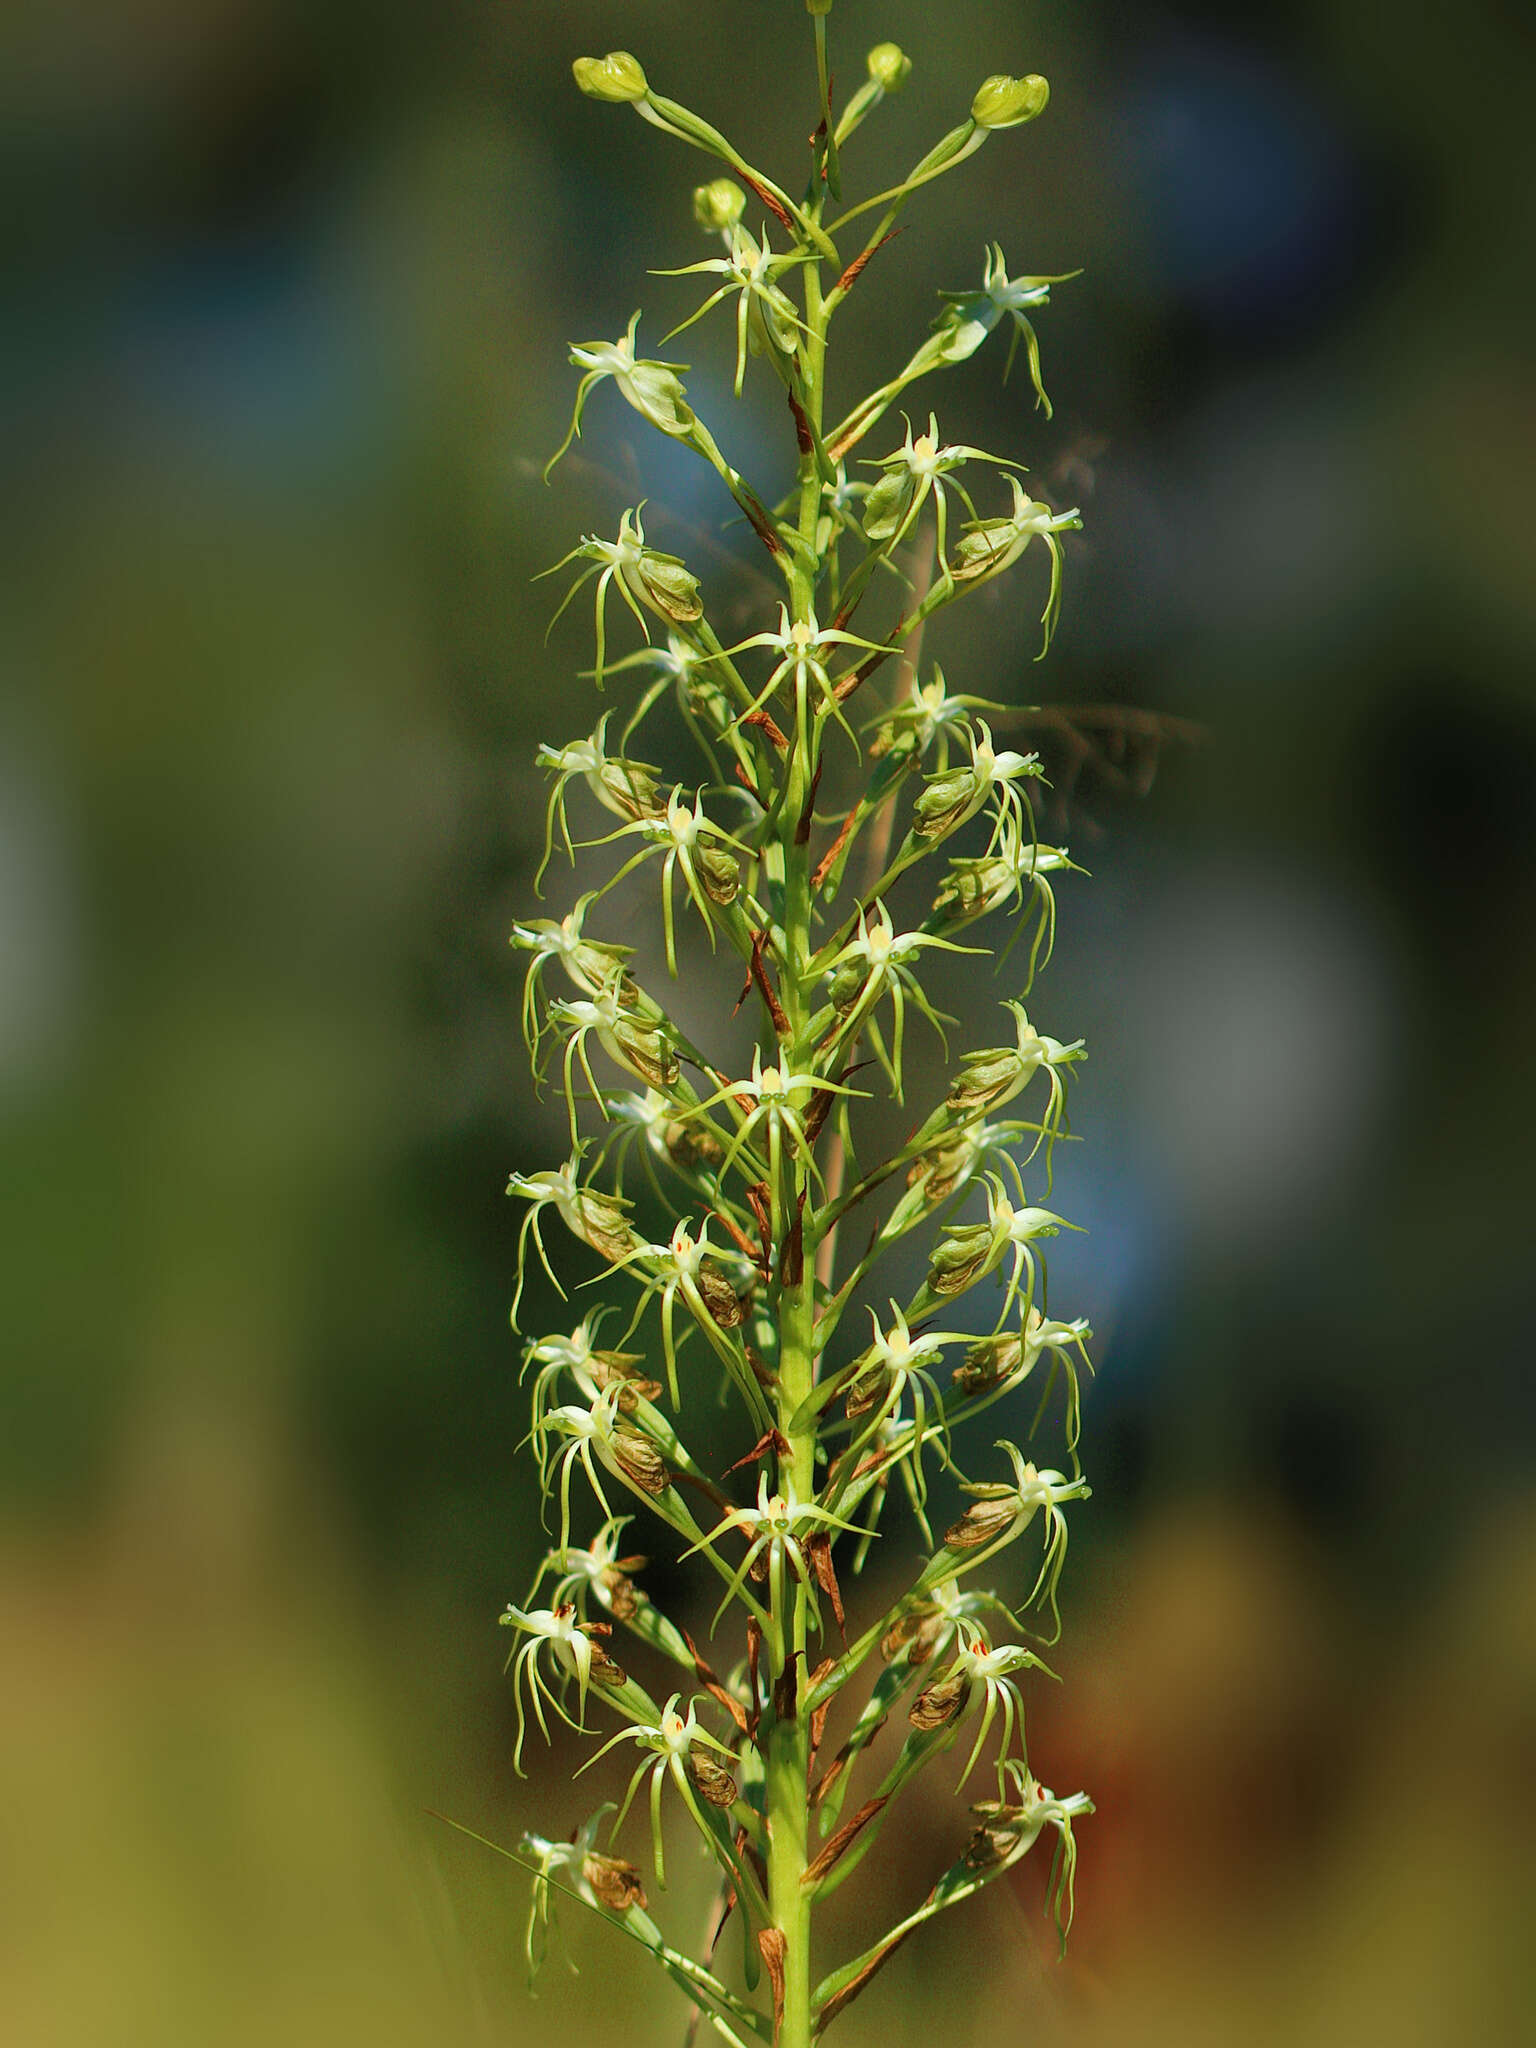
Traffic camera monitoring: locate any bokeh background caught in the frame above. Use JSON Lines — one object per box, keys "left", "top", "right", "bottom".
{"left": 4, "top": 1, "right": 1533, "bottom": 2042}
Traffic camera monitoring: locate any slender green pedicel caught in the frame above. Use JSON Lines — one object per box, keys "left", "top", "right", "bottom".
{"left": 501, "top": 11, "right": 1095, "bottom": 2043}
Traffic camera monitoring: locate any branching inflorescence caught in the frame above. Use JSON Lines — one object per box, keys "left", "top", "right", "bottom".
{"left": 499, "top": 12, "right": 1096, "bottom": 2045}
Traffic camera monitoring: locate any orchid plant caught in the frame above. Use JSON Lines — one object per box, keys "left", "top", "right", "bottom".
{"left": 495, "top": 11, "right": 1096, "bottom": 2044}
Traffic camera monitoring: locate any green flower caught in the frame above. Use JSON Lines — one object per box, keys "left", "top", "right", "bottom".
{"left": 949, "top": 475, "right": 1082, "bottom": 656}
{"left": 540, "top": 506, "right": 703, "bottom": 689}
{"left": 930, "top": 244, "right": 1080, "bottom": 415}
{"left": 653, "top": 226, "right": 813, "bottom": 398}
{"left": 546, "top": 312, "right": 696, "bottom": 479}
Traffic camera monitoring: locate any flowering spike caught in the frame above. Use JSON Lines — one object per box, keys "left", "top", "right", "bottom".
{"left": 499, "top": 14, "right": 1106, "bottom": 2043}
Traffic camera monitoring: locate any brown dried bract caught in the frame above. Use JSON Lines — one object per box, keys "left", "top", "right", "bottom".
{"left": 582, "top": 1850, "right": 648, "bottom": 1911}
{"left": 963, "top": 1799, "right": 1029, "bottom": 1869}
{"left": 880, "top": 1606, "right": 945, "bottom": 1667}
{"left": 803, "top": 1533, "right": 845, "bottom": 1633}
{"left": 588, "top": 1644, "right": 627, "bottom": 1688}
{"left": 597, "top": 1566, "right": 642, "bottom": 1621}
{"left": 687, "top": 1748, "right": 739, "bottom": 1808}
{"left": 943, "top": 1499, "right": 1018, "bottom": 1550}
{"left": 757, "top": 1926, "right": 788, "bottom": 2044}
{"left": 698, "top": 1259, "right": 749, "bottom": 1329}
{"left": 611, "top": 1427, "right": 670, "bottom": 1496}
{"left": 800, "top": 1795, "right": 888, "bottom": 1890}
{"left": 843, "top": 1364, "right": 889, "bottom": 1420}
{"left": 683, "top": 1629, "right": 750, "bottom": 1737}
{"left": 908, "top": 1670, "right": 972, "bottom": 1730}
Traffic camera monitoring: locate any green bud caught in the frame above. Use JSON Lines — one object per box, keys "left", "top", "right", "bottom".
{"left": 572, "top": 51, "right": 649, "bottom": 104}
{"left": 692, "top": 177, "right": 746, "bottom": 231}
{"left": 867, "top": 42, "right": 911, "bottom": 92}
{"left": 970, "top": 72, "right": 1049, "bottom": 130}
{"left": 806, "top": 0, "right": 834, "bottom": 16}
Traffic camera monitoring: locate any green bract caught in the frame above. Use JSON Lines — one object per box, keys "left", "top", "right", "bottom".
{"left": 500, "top": 12, "right": 1100, "bottom": 2048}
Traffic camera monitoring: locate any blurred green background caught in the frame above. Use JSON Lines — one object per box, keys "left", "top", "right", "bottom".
{"left": 3, "top": 0, "right": 1533, "bottom": 2042}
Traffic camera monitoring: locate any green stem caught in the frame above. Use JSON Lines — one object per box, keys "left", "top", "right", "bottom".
{"left": 759, "top": 193, "right": 834, "bottom": 2048}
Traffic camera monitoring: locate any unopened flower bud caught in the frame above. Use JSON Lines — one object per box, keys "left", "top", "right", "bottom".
{"left": 866, "top": 42, "right": 911, "bottom": 92}
{"left": 582, "top": 1850, "right": 648, "bottom": 1911}
{"left": 693, "top": 177, "right": 746, "bottom": 231}
{"left": 572, "top": 52, "right": 649, "bottom": 104}
{"left": 970, "top": 72, "right": 1049, "bottom": 130}
{"left": 805, "top": 0, "right": 834, "bottom": 16}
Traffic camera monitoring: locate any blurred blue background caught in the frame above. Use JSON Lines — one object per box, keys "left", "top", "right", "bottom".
{"left": 2, "top": 2, "right": 1533, "bottom": 2042}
